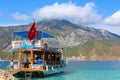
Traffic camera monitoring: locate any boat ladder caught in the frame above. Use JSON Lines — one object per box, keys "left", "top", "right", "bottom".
{"left": 25, "top": 71, "right": 32, "bottom": 80}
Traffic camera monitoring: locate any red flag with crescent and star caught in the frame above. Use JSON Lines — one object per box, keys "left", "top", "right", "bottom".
{"left": 28, "top": 22, "right": 38, "bottom": 40}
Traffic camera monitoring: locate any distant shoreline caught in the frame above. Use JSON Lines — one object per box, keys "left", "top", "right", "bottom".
{"left": 68, "top": 59, "right": 120, "bottom": 61}
{"left": 67, "top": 57, "right": 120, "bottom": 61}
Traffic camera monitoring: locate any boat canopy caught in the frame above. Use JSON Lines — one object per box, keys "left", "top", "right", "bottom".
{"left": 13, "top": 31, "right": 55, "bottom": 39}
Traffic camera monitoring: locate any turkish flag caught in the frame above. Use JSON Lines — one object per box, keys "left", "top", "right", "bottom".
{"left": 28, "top": 22, "right": 38, "bottom": 40}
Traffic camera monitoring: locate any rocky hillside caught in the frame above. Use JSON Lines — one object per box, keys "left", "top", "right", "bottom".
{"left": 0, "top": 19, "right": 120, "bottom": 60}
{"left": 36, "top": 19, "right": 120, "bottom": 47}
{"left": 0, "top": 69, "right": 17, "bottom": 80}
{"left": 0, "top": 19, "right": 120, "bottom": 44}
{"left": 66, "top": 40, "right": 120, "bottom": 60}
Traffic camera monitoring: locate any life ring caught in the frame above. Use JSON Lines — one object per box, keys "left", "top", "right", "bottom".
{"left": 44, "top": 43, "right": 48, "bottom": 48}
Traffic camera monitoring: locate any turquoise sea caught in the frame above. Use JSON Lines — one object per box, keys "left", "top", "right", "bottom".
{"left": 1, "top": 61, "right": 120, "bottom": 80}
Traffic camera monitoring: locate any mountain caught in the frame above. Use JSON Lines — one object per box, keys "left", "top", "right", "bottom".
{"left": 0, "top": 19, "right": 120, "bottom": 60}
{"left": 37, "top": 19, "right": 120, "bottom": 47}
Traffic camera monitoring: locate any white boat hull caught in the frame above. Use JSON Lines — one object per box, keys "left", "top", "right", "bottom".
{"left": 12, "top": 66, "right": 65, "bottom": 78}
{"left": 43, "top": 67, "right": 64, "bottom": 75}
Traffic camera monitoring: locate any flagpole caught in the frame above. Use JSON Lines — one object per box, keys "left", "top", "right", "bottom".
{"left": 33, "top": 18, "right": 38, "bottom": 39}
{"left": 33, "top": 18, "right": 39, "bottom": 47}
{"left": 33, "top": 18, "right": 35, "bottom": 22}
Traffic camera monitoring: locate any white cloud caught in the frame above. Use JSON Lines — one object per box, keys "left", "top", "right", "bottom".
{"left": 104, "top": 10, "right": 120, "bottom": 26}
{"left": 0, "top": 23, "right": 26, "bottom": 27}
{"left": 13, "top": 12, "right": 29, "bottom": 21}
{"left": 103, "top": 26, "right": 120, "bottom": 35}
{"left": 33, "top": 2, "right": 101, "bottom": 24}
{"left": 92, "top": 24, "right": 120, "bottom": 35}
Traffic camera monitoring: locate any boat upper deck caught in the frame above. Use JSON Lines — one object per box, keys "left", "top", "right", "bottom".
{"left": 12, "top": 30, "right": 61, "bottom": 53}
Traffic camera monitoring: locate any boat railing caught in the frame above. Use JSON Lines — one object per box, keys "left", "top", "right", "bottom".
{"left": 9, "top": 60, "right": 64, "bottom": 69}
{"left": 44, "top": 61, "right": 64, "bottom": 65}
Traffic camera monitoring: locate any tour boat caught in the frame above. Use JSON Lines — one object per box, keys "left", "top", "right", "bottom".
{"left": 8, "top": 23, "right": 67, "bottom": 78}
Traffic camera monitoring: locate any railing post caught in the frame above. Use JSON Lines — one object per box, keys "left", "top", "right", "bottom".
{"left": 18, "top": 49, "right": 22, "bottom": 69}
{"left": 30, "top": 50, "right": 34, "bottom": 64}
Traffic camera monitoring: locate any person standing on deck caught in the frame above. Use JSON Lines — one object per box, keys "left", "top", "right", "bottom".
{"left": 36, "top": 37, "right": 42, "bottom": 48}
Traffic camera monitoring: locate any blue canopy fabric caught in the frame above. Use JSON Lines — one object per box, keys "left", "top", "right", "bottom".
{"left": 13, "top": 31, "right": 55, "bottom": 39}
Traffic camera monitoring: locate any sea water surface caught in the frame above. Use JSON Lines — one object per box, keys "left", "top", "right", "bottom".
{"left": 1, "top": 61, "right": 120, "bottom": 80}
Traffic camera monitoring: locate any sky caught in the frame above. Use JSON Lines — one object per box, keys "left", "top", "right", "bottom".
{"left": 0, "top": 0, "right": 120, "bottom": 35}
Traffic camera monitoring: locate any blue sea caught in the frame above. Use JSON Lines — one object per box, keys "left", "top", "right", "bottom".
{"left": 1, "top": 61, "right": 120, "bottom": 80}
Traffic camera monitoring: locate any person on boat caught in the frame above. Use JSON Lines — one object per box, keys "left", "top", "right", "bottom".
{"left": 36, "top": 37, "right": 42, "bottom": 48}
{"left": 37, "top": 57, "right": 43, "bottom": 65}
{"left": 10, "top": 60, "right": 14, "bottom": 68}
{"left": 59, "top": 48, "right": 63, "bottom": 53}
{"left": 24, "top": 58, "right": 30, "bottom": 68}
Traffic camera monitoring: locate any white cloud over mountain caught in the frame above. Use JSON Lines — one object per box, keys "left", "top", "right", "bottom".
{"left": 33, "top": 2, "right": 102, "bottom": 25}
{"left": 9, "top": 2, "right": 120, "bottom": 35}
{"left": 13, "top": 12, "right": 29, "bottom": 21}
{"left": 12, "top": 2, "right": 120, "bottom": 27}
{"left": 104, "top": 10, "right": 120, "bottom": 26}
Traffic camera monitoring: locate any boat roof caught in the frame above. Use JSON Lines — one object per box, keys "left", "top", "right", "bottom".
{"left": 13, "top": 31, "right": 55, "bottom": 39}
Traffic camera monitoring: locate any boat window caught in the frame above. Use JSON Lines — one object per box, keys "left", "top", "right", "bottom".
{"left": 21, "top": 52, "right": 30, "bottom": 68}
